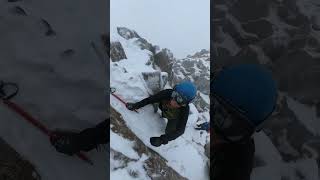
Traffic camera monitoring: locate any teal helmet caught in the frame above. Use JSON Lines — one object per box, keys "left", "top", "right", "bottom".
{"left": 173, "top": 81, "right": 197, "bottom": 104}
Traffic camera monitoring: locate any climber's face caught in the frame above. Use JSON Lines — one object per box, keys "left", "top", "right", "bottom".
{"left": 171, "top": 91, "right": 187, "bottom": 107}
{"left": 212, "top": 94, "right": 254, "bottom": 143}
{"left": 170, "top": 99, "right": 181, "bottom": 108}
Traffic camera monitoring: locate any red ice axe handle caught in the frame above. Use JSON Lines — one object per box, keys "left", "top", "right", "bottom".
{"left": 111, "top": 93, "right": 139, "bottom": 113}
{"left": 2, "top": 100, "right": 93, "bottom": 165}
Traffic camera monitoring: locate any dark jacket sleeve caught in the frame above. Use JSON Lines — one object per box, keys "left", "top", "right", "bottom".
{"left": 162, "top": 105, "right": 189, "bottom": 142}
{"left": 134, "top": 89, "right": 173, "bottom": 108}
{"left": 212, "top": 139, "right": 255, "bottom": 180}
{"left": 78, "top": 118, "right": 109, "bottom": 151}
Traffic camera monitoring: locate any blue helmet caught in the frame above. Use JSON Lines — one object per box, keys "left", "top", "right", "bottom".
{"left": 174, "top": 81, "right": 197, "bottom": 103}
{"left": 212, "top": 64, "right": 277, "bottom": 128}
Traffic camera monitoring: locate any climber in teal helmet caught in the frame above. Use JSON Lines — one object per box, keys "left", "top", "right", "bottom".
{"left": 126, "top": 81, "right": 197, "bottom": 147}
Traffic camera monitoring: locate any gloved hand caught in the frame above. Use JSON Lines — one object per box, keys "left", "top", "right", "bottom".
{"left": 126, "top": 103, "right": 139, "bottom": 111}
{"left": 150, "top": 135, "right": 168, "bottom": 147}
{"left": 50, "top": 131, "right": 82, "bottom": 156}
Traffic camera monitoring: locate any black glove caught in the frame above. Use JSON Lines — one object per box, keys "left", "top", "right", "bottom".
{"left": 150, "top": 135, "right": 168, "bottom": 147}
{"left": 126, "top": 102, "right": 139, "bottom": 111}
{"left": 50, "top": 120, "right": 108, "bottom": 156}
{"left": 50, "top": 131, "right": 82, "bottom": 156}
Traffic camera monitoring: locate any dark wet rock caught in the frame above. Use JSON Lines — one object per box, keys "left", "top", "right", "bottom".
{"left": 134, "top": 38, "right": 155, "bottom": 54}
{"left": 110, "top": 41, "right": 127, "bottom": 62}
{"left": 153, "top": 48, "right": 175, "bottom": 81}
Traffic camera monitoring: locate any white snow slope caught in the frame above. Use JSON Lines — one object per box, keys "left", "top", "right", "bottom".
{"left": 110, "top": 27, "right": 210, "bottom": 180}
{"left": 0, "top": 1, "right": 108, "bottom": 180}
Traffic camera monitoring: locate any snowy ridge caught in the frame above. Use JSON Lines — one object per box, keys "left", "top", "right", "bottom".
{"left": 110, "top": 27, "right": 210, "bottom": 180}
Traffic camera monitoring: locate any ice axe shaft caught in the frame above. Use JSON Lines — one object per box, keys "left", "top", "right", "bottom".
{"left": 2, "top": 99, "right": 93, "bottom": 165}
{"left": 111, "top": 92, "right": 139, "bottom": 113}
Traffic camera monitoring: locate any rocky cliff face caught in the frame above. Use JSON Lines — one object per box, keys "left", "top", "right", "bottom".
{"left": 213, "top": 0, "right": 320, "bottom": 169}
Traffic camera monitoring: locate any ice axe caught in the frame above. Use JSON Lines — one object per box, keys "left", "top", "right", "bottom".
{"left": 110, "top": 87, "right": 139, "bottom": 113}
{"left": 0, "top": 81, "right": 93, "bottom": 165}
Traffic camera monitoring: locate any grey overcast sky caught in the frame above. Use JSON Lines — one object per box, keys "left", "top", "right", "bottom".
{"left": 111, "top": 0, "right": 210, "bottom": 59}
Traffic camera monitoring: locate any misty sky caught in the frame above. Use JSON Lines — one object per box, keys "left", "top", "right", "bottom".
{"left": 111, "top": 0, "right": 210, "bottom": 59}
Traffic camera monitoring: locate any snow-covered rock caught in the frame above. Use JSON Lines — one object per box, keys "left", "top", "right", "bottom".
{"left": 141, "top": 71, "right": 168, "bottom": 95}
{"left": 153, "top": 48, "right": 176, "bottom": 81}
{"left": 117, "top": 27, "right": 141, "bottom": 40}
{"left": 110, "top": 41, "right": 127, "bottom": 61}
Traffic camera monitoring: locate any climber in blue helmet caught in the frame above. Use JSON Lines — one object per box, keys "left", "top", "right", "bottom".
{"left": 211, "top": 64, "right": 277, "bottom": 180}
{"left": 126, "top": 81, "right": 197, "bottom": 147}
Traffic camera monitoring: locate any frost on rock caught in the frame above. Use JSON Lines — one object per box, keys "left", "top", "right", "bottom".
{"left": 153, "top": 48, "right": 176, "bottom": 82}
{"left": 141, "top": 71, "right": 168, "bottom": 95}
